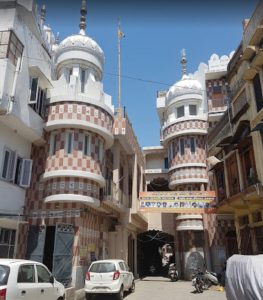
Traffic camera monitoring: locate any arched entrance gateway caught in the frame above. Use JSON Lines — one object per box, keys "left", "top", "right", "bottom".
{"left": 137, "top": 230, "right": 175, "bottom": 277}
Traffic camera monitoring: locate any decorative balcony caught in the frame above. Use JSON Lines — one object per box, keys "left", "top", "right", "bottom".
{"left": 243, "top": 0, "right": 263, "bottom": 51}
{"left": 231, "top": 89, "right": 249, "bottom": 123}
{"left": 207, "top": 112, "right": 232, "bottom": 150}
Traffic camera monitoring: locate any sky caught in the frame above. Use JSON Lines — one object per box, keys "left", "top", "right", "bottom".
{"left": 42, "top": 0, "right": 258, "bottom": 148}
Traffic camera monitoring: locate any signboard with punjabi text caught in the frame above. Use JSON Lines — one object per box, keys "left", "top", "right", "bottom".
{"left": 139, "top": 191, "right": 216, "bottom": 213}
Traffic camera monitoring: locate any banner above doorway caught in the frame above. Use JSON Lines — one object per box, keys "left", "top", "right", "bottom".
{"left": 139, "top": 191, "right": 216, "bottom": 213}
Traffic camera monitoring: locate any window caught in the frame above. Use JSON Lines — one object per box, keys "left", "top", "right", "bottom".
{"left": 29, "top": 77, "right": 47, "bottom": 118}
{"left": 253, "top": 73, "right": 263, "bottom": 112}
{"left": 1, "top": 147, "right": 32, "bottom": 187}
{"left": 0, "top": 30, "right": 23, "bottom": 66}
{"left": 14, "top": 156, "right": 22, "bottom": 185}
{"left": 164, "top": 157, "right": 169, "bottom": 169}
{"left": 83, "top": 134, "right": 90, "bottom": 156}
{"left": 89, "top": 262, "right": 116, "bottom": 273}
{"left": 36, "top": 265, "right": 51, "bottom": 283}
{"left": 0, "top": 265, "right": 9, "bottom": 285}
{"left": 1, "top": 147, "right": 16, "bottom": 181}
{"left": 177, "top": 106, "right": 184, "bottom": 118}
{"left": 65, "top": 132, "right": 74, "bottom": 154}
{"left": 190, "top": 137, "right": 196, "bottom": 154}
{"left": 226, "top": 154, "right": 240, "bottom": 196}
{"left": 119, "top": 262, "right": 125, "bottom": 271}
{"left": 98, "top": 140, "right": 104, "bottom": 161}
{"left": 189, "top": 105, "right": 197, "bottom": 116}
{"left": 17, "top": 265, "right": 35, "bottom": 283}
{"left": 179, "top": 138, "right": 185, "bottom": 156}
{"left": 49, "top": 133, "right": 57, "bottom": 156}
{"left": 81, "top": 68, "right": 86, "bottom": 93}
{"left": 0, "top": 228, "right": 15, "bottom": 258}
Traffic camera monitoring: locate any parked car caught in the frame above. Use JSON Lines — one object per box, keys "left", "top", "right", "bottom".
{"left": 85, "top": 259, "right": 135, "bottom": 300}
{"left": 0, "top": 259, "right": 65, "bottom": 300}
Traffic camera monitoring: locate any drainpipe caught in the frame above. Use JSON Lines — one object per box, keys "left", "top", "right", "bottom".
{"left": 7, "top": 57, "right": 21, "bottom": 115}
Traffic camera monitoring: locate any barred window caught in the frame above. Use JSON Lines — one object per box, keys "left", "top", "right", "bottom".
{"left": 0, "top": 31, "right": 23, "bottom": 66}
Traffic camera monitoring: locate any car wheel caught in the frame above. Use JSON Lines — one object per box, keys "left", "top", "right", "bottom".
{"left": 116, "top": 286, "right": 124, "bottom": 300}
{"left": 129, "top": 280, "right": 135, "bottom": 293}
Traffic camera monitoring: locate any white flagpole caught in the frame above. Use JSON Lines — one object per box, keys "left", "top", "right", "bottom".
{"left": 117, "top": 18, "right": 121, "bottom": 115}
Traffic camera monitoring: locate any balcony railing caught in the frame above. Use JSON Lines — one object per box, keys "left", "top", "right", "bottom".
{"left": 232, "top": 89, "right": 249, "bottom": 123}
{"left": 227, "top": 43, "right": 242, "bottom": 76}
{"left": 104, "top": 179, "right": 131, "bottom": 208}
{"left": 243, "top": 0, "right": 263, "bottom": 50}
{"left": 207, "top": 111, "right": 232, "bottom": 147}
{"left": 229, "top": 78, "right": 246, "bottom": 100}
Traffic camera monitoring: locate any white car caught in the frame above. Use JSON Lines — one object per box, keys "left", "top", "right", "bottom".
{"left": 85, "top": 259, "right": 135, "bottom": 300}
{"left": 0, "top": 259, "right": 65, "bottom": 300}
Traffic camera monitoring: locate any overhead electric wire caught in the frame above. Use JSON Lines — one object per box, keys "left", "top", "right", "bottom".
{"left": 21, "top": 54, "right": 208, "bottom": 92}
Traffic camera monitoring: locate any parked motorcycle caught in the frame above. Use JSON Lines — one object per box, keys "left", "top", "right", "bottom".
{"left": 168, "top": 263, "right": 178, "bottom": 282}
{"left": 192, "top": 268, "right": 205, "bottom": 293}
{"left": 203, "top": 270, "right": 221, "bottom": 288}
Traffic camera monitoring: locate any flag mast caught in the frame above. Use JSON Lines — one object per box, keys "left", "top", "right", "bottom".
{"left": 117, "top": 17, "right": 121, "bottom": 115}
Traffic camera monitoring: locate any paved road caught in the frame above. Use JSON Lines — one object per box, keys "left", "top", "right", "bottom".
{"left": 88, "top": 277, "right": 227, "bottom": 300}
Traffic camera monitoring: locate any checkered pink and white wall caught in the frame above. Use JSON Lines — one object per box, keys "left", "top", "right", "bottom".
{"left": 47, "top": 103, "right": 113, "bottom": 133}
{"left": 45, "top": 129, "right": 105, "bottom": 176}
{"left": 163, "top": 120, "right": 207, "bottom": 140}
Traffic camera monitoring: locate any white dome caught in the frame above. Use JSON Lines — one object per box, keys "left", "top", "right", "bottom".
{"left": 167, "top": 75, "right": 202, "bottom": 101}
{"left": 55, "top": 34, "right": 105, "bottom": 68}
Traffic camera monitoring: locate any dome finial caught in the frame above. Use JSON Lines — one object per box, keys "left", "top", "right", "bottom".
{"left": 180, "top": 48, "right": 187, "bottom": 76}
{"left": 79, "top": 0, "right": 87, "bottom": 36}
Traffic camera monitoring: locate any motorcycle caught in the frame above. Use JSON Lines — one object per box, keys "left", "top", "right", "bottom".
{"left": 168, "top": 263, "right": 178, "bottom": 282}
{"left": 203, "top": 270, "right": 221, "bottom": 288}
{"left": 192, "top": 268, "right": 205, "bottom": 293}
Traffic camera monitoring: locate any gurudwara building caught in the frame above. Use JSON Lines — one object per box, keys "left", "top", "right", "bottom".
{"left": 0, "top": 0, "right": 146, "bottom": 291}
{"left": 143, "top": 51, "right": 238, "bottom": 279}
{"left": 1, "top": 0, "right": 262, "bottom": 295}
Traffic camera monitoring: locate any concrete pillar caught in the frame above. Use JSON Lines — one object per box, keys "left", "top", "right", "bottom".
{"left": 234, "top": 215, "right": 242, "bottom": 254}
{"left": 236, "top": 150, "right": 244, "bottom": 191}
{"left": 140, "top": 165, "right": 143, "bottom": 193}
{"left": 252, "top": 131, "right": 263, "bottom": 183}
{"left": 124, "top": 157, "right": 129, "bottom": 207}
{"left": 202, "top": 214, "right": 212, "bottom": 271}
{"left": 113, "top": 142, "right": 120, "bottom": 203}
{"left": 223, "top": 151, "right": 230, "bottom": 198}
{"left": 248, "top": 213, "right": 258, "bottom": 254}
{"left": 132, "top": 154, "right": 138, "bottom": 211}
{"left": 108, "top": 231, "right": 118, "bottom": 258}
{"left": 134, "top": 236, "right": 138, "bottom": 278}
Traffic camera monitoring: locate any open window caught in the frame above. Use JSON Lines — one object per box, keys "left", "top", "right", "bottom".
{"left": 28, "top": 66, "right": 52, "bottom": 119}
{"left": 1, "top": 147, "right": 32, "bottom": 188}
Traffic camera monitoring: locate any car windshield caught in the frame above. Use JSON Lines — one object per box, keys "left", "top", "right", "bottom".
{"left": 0, "top": 265, "right": 10, "bottom": 285}
{"left": 89, "top": 262, "right": 116, "bottom": 273}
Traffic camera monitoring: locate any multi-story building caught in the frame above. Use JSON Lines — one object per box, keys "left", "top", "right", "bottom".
{"left": 206, "top": 52, "right": 233, "bottom": 131}
{"left": 208, "top": 0, "right": 263, "bottom": 255}
{"left": 0, "top": 0, "right": 53, "bottom": 260}
{"left": 0, "top": 0, "right": 147, "bottom": 293}
{"left": 142, "top": 51, "right": 238, "bottom": 279}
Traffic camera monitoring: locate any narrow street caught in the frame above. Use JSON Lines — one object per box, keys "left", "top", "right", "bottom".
{"left": 89, "top": 277, "right": 227, "bottom": 300}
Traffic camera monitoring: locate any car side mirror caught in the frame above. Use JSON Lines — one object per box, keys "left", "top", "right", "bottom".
{"left": 49, "top": 275, "right": 54, "bottom": 284}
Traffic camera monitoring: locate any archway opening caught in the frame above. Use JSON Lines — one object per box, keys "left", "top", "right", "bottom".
{"left": 137, "top": 230, "right": 175, "bottom": 277}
